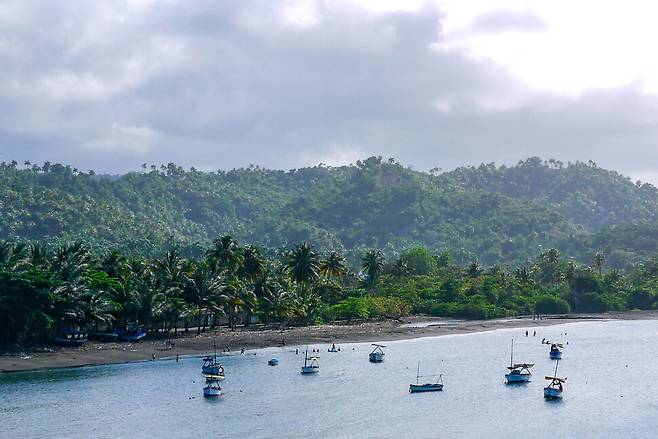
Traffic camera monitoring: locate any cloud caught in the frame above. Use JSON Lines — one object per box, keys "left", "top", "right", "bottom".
{"left": 469, "top": 8, "right": 547, "bottom": 34}
{"left": 0, "top": 0, "right": 657, "bottom": 184}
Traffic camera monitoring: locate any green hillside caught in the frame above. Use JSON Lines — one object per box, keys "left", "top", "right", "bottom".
{"left": 1, "top": 157, "right": 658, "bottom": 267}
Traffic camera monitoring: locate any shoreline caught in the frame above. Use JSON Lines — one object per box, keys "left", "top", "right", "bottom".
{"left": 2, "top": 310, "right": 656, "bottom": 373}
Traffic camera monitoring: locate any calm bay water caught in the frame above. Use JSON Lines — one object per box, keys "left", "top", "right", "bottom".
{"left": 2, "top": 320, "right": 658, "bottom": 438}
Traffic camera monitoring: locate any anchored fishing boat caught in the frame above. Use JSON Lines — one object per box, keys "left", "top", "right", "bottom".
{"left": 369, "top": 344, "right": 386, "bottom": 363}
{"left": 549, "top": 343, "right": 563, "bottom": 360}
{"left": 268, "top": 359, "right": 279, "bottom": 366}
{"left": 301, "top": 349, "right": 319, "bottom": 374}
{"left": 544, "top": 360, "right": 566, "bottom": 400}
{"left": 409, "top": 362, "right": 443, "bottom": 393}
{"left": 202, "top": 339, "right": 225, "bottom": 377}
{"left": 203, "top": 376, "right": 222, "bottom": 398}
{"left": 505, "top": 339, "right": 533, "bottom": 383}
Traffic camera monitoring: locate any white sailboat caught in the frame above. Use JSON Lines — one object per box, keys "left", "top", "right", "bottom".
{"left": 409, "top": 362, "right": 443, "bottom": 393}
{"left": 369, "top": 344, "right": 385, "bottom": 363}
{"left": 505, "top": 339, "right": 533, "bottom": 383}
{"left": 203, "top": 376, "right": 222, "bottom": 398}
{"left": 544, "top": 359, "right": 566, "bottom": 400}
{"left": 202, "top": 339, "right": 225, "bottom": 378}
{"left": 301, "top": 349, "right": 319, "bottom": 374}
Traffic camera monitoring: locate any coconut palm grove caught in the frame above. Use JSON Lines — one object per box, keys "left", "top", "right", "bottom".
{"left": 2, "top": 156, "right": 658, "bottom": 347}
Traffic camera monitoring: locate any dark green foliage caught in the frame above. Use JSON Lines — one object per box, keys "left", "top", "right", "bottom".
{"left": 534, "top": 295, "right": 572, "bottom": 314}
{"left": 2, "top": 157, "right": 658, "bottom": 267}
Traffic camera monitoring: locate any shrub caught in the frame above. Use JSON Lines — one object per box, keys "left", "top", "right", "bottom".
{"left": 534, "top": 295, "right": 571, "bottom": 314}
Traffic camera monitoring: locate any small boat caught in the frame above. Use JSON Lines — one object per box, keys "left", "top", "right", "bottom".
{"left": 117, "top": 324, "right": 146, "bottom": 342}
{"left": 53, "top": 328, "right": 88, "bottom": 346}
{"left": 88, "top": 331, "right": 119, "bottom": 342}
{"left": 301, "top": 349, "right": 319, "bottom": 374}
{"left": 544, "top": 359, "right": 566, "bottom": 400}
{"left": 327, "top": 343, "right": 339, "bottom": 353}
{"left": 203, "top": 376, "right": 222, "bottom": 398}
{"left": 409, "top": 362, "right": 443, "bottom": 393}
{"left": 505, "top": 339, "right": 533, "bottom": 383}
{"left": 549, "top": 343, "right": 563, "bottom": 360}
{"left": 202, "top": 339, "right": 225, "bottom": 375}
{"left": 369, "top": 344, "right": 386, "bottom": 363}
{"left": 268, "top": 359, "right": 279, "bottom": 366}
{"left": 204, "top": 373, "right": 225, "bottom": 382}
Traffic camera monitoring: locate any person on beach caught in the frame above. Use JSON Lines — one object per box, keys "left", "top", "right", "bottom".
{"left": 241, "top": 348, "right": 245, "bottom": 355}
{"left": 533, "top": 331, "right": 536, "bottom": 336}
{"left": 152, "top": 353, "right": 155, "bottom": 361}
{"left": 176, "top": 354, "right": 179, "bottom": 363}
{"left": 525, "top": 330, "right": 528, "bottom": 336}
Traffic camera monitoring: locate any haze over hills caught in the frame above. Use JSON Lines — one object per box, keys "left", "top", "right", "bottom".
{"left": 1, "top": 156, "right": 657, "bottom": 268}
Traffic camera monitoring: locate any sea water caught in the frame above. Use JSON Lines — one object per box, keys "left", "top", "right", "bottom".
{"left": 2, "top": 319, "right": 657, "bottom": 438}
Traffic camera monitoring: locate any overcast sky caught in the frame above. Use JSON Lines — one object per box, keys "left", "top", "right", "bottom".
{"left": 2, "top": 0, "right": 658, "bottom": 183}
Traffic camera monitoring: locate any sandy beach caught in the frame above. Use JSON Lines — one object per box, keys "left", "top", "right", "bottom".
{"left": 2, "top": 310, "right": 656, "bottom": 373}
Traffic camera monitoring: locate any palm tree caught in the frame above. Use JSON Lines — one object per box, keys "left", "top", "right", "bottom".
{"left": 240, "top": 245, "right": 266, "bottom": 282}
{"left": 183, "top": 261, "right": 227, "bottom": 334}
{"left": 286, "top": 242, "right": 320, "bottom": 286}
{"left": 542, "top": 248, "right": 560, "bottom": 264}
{"left": 223, "top": 274, "right": 257, "bottom": 330}
{"left": 206, "top": 235, "right": 244, "bottom": 272}
{"left": 361, "top": 249, "right": 384, "bottom": 289}
{"left": 466, "top": 260, "right": 483, "bottom": 279}
{"left": 593, "top": 252, "right": 605, "bottom": 277}
{"left": 320, "top": 250, "right": 347, "bottom": 279}
{"left": 514, "top": 266, "right": 534, "bottom": 287}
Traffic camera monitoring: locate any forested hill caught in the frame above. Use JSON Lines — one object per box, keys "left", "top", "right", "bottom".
{"left": 1, "top": 157, "right": 657, "bottom": 268}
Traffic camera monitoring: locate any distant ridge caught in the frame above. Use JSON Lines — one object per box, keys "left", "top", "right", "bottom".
{"left": 1, "top": 156, "right": 657, "bottom": 267}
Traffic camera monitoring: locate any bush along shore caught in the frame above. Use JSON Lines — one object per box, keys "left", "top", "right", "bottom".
{"left": 2, "top": 236, "right": 658, "bottom": 352}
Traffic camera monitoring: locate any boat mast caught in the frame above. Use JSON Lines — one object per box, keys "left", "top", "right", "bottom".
{"left": 510, "top": 339, "right": 514, "bottom": 367}
{"left": 553, "top": 358, "right": 559, "bottom": 378}
{"left": 213, "top": 338, "right": 217, "bottom": 363}
{"left": 416, "top": 362, "right": 420, "bottom": 385}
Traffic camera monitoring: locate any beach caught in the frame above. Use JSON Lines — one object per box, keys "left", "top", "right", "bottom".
{"left": 2, "top": 310, "right": 656, "bottom": 373}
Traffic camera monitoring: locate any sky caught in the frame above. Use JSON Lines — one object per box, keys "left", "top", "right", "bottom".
{"left": 1, "top": 0, "right": 658, "bottom": 183}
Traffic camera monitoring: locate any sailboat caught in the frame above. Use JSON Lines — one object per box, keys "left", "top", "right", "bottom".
{"left": 409, "top": 362, "right": 443, "bottom": 393}
{"left": 301, "top": 348, "right": 320, "bottom": 374}
{"left": 202, "top": 339, "right": 225, "bottom": 378}
{"left": 369, "top": 344, "right": 385, "bottom": 363}
{"left": 505, "top": 339, "right": 533, "bottom": 383}
{"left": 549, "top": 342, "right": 563, "bottom": 360}
{"left": 544, "top": 359, "right": 566, "bottom": 400}
{"left": 203, "top": 376, "right": 222, "bottom": 398}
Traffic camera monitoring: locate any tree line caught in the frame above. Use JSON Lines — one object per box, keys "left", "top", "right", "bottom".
{"left": 2, "top": 236, "right": 658, "bottom": 348}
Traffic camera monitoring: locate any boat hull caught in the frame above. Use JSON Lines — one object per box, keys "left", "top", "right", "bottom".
{"left": 301, "top": 366, "right": 319, "bottom": 374}
{"left": 505, "top": 373, "right": 531, "bottom": 383}
{"left": 369, "top": 352, "right": 385, "bottom": 362}
{"left": 203, "top": 387, "right": 222, "bottom": 398}
{"left": 544, "top": 387, "right": 563, "bottom": 399}
{"left": 409, "top": 384, "right": 443, "bottom": 393}
{"left": 202, "top": 365, "right": 221, "bottom": 374}
{"left": 268, "top": 359, "right": 279, "bottom": 366}
{"left": 549, "top": 351, "right": 562, "bottom": 360}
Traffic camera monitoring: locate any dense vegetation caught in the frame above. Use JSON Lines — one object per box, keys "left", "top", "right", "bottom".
{"left": 2, "top": 157, "right": 658, "bottom": 267}
{"left": 2, "top": 237, "right": 658, "bottom": 348}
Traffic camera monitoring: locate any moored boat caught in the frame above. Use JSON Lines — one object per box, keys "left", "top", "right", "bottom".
{"left": 505, "top": 339, "right": 533, "bottom": 383}
{"left": 544, "top": 360, "right": 566, "bottom": 400}
{"left": 268, "top": 359, "right": 279, "bottom": 366}
{"left": 53, "top": 327, "right": 88, "bottom": 346}
{"left": 549, "top": 343, "right": 563, "bottom": 360}
{"left": 203, "top": 377, "right": 222, "bottom": 398}
{"left": 202, "top": 339, "right": 225, "bottom": 376}
{"left": 409, "top": 362, "right": 443, "bottom": 393}
{"left": 301, "top": 349, "right": 319, "bottom": 374}
{"left": 369, "top": 344, "right": 386, "bottom": 363}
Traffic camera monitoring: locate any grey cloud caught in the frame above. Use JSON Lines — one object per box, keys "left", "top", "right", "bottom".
{"left": 0, "top": 1, "right": 657, "bottom": 184}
